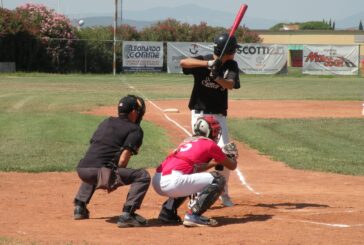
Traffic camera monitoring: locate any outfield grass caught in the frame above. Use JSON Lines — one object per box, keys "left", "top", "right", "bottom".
{"left": 0, "top": 72, "right": 363, "bottom": 174}
{"left": 229, "top": 118, "right": 364, "bottom": 175}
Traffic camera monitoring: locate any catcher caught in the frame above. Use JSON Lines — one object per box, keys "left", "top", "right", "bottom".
{"left": 152, "top": 115, "right": 238, "bottom": 227}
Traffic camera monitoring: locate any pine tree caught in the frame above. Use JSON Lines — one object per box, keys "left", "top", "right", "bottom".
{"left": 359, "top": 20, "right": 363, "bottom": 31}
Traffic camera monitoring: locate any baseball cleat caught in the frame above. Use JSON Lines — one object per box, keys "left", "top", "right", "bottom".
{"left": 117, "top": 212, "right": 147, "bottom": 228}
{"left": 74, "top": 205, "right": 90, "bottom": 220}
{"left": 220, "top": 194, "right": 234, "bottom": 207}
{"left": 158, "top": 208, "right": 182, "bottom": 224}
{"left": 183, "top": 213, "right": 218, "bottom": 227}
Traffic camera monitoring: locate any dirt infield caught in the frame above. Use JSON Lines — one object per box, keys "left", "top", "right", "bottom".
{"left": 1, "top": 100, "right": 363, "bottom": 245}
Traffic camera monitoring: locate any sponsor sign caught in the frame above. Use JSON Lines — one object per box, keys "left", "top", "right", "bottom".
{"left": 302, "top": 45, "right": 359, "bottom": 75}
{"left": 167, "top": 42, "right": 214, "bottom": 73}
{"left": 167, "top": 42, "right": 288, "bottom": 74}
{"left": 122, "top": 41, "right": 163, "bottom": 72}
{"left": 235, "top": 44, "right": 288, "bottom": 74}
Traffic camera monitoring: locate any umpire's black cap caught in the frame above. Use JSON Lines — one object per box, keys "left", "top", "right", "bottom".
{"left": 118, "top": 95, "right": 146, "bottom": 123}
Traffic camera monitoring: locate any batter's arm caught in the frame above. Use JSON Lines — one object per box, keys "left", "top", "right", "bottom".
{"left": 180, "top": 57, "right": 209, "bottom": 68}
{"left": 214, "top": 77, "right": 235, "bottom": 90}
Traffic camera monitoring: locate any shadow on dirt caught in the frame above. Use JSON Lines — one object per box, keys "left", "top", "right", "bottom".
{"left": 255, "top": 202, "right": 330, "bottom": 210}
{"left": 101, "top": 214, "right": 271, "bottom": 227}
{"left": 103, "top": 216, "right": 181, "bottom": 227}
{"left": 213, "top": 214, "right": 273, "bottom": 226}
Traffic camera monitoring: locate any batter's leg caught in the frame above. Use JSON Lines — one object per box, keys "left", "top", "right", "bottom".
{"left": 215, "top": 114, "right": 234, "bottom": 207}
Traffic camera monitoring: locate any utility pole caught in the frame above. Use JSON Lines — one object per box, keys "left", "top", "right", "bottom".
{"left": 113, "top": 0, "right": 118, "bottom": 76}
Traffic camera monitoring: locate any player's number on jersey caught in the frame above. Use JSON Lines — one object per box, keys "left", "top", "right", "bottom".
{"left": 179, "top": 143, "right": 192, "bottom": 152}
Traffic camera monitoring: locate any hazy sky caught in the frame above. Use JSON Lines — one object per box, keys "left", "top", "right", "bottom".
{"left": 3, "top": 0, "right": 364, "bottom": 22}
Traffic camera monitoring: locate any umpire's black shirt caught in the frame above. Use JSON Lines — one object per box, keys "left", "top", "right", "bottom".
{"left": 182, "top": 54, "right": 240, "bottom": 116}
{"left": 77, "top": 115, "right": 143, "bottom": 168}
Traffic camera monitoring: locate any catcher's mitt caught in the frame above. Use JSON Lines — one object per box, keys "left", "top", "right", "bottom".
{"left": 222, "top": 142, "right": 238, "bottom": 159}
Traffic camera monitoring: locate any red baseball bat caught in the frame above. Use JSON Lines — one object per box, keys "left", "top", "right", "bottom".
{"left": 219, "top": 4, "right": 248, "bottom": 58}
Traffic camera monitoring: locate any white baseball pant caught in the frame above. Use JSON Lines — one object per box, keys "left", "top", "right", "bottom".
{"left": 152, "top": 170, "right": 214, "bottom": 198}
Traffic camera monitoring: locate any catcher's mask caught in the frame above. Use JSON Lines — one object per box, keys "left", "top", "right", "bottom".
{"left": 213, "top": 33, "right": 241, "bottom": 56}
{"left": 193, "top": 116, "right": 221, "bottom": 143}
{"left": 118, "top": 95, "right": 146, "bottom": 124}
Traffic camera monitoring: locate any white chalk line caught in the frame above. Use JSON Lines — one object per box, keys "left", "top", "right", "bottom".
{"left": 118, "top": 76, "right": 259, "bottom": 195}
{"left": 279, "top": 209, "right": 356, "bottom": 214}
{"left": 275, "top": 217, "right": 364, "bottom": 228}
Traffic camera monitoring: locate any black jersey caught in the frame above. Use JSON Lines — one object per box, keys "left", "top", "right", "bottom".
{"left": 182, "top": 54, "right": 240, "bottom": 115}
{"left": 77, "top": 116, "right": 143, "bottom": 168}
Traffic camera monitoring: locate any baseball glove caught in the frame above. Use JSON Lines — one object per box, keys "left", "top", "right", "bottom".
{"left": 222, "top": 142, "right": 238, "bottom": 159}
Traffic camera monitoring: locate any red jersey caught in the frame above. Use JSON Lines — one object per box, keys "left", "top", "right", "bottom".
{"left": 156, "top": 137, "right": 226, "bottom": 175}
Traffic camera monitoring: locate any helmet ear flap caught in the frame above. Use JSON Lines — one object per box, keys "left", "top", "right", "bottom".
{"left": 193, "top": 118, "right": 211, "bottom": 138}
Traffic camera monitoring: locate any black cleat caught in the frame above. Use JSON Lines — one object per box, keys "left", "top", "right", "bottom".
{"left": 158, "top": 208, "right": 182, "bottom": 224}
{"left": 74, "top": 205, "right": 90, "bottom": 220}
{"left": 117, "top": 212, "right": 147, "bottom": 228}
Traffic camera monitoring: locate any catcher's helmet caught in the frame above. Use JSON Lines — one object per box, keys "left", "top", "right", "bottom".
{"left": 193, "top": 115, "right": 221, "bottom": 143}
{"left": 213, "top": 33, "right": 241, "bottom": 56}
{"left": 118, "top": 94, "right": 146, "bottom": 124}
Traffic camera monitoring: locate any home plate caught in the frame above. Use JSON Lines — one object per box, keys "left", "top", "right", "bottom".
{"left": 163, "top": 108, "right": 180, "bottom": 113}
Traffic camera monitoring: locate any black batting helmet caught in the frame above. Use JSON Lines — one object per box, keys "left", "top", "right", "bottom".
{"left": 213, "top": 33, "right": 241, "bottom": 56}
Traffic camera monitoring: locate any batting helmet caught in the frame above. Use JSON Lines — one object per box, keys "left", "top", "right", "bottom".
{"left": 213, "top": 33, "right": 241, "bottom": 56}
{"left": 118, "top": 95, "right": 146, "bottom": 124}
{"left": 193, "top": 116, "right": 221, "bottom": 143}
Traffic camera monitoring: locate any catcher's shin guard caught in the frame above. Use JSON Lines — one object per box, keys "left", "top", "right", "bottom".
{"left": 189, "top": 171, "right": 225, "bottom": 215}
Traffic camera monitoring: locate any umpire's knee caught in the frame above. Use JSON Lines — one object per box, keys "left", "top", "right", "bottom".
{"left": 135, "top": 169, "right": 151, "bottom": 184}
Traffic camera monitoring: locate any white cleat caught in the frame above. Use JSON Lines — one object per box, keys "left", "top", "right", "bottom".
{"left": 220, "top": 194, "right": 234, "bottom": 207}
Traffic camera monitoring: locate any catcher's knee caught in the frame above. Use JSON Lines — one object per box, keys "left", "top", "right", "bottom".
{"left": 189, "top": 172, "right": 225, "bottom": 215}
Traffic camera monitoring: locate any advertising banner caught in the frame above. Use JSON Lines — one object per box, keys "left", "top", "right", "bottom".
{"left": 302, "top": 45, "right": 359, "bottom": 75}
{"left": 167, "top": 42, "right": 214, "bottom": 73}
{"left": 167, "top": 42, "right": 288, "bottom": 74}
{"left": 123, "top": 41, "right": 163, "bottom": 72}
{"left": 235, "top": 44, "right": 288, "bottom": 74}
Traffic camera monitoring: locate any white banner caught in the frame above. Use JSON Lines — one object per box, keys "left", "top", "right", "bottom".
{"left": 235, "top": 44, "right": 288, "bottom": 74}
{"left": 302, "top": 45, "right": 359, "bottom": 75}
{"left": 167, "top": 42, "right": 288, "bottom": 74}
{"left": 122, "top": 41, "right": 163, "bottom": 72}
{"left": 167, "top": 42, "right": 214, "bottom": 73}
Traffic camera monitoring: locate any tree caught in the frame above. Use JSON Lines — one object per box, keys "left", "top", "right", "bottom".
{"left": 359, "top": 20, "right": 363, "bottom": 31}
{"left": 15, "top": 3, "right": 77, "bottom": 72}
{"left": 299, "top": 21, "right": 332, "bottom": 30}
{"left": 332, "top": 21, "right": 335, "bottom": 30}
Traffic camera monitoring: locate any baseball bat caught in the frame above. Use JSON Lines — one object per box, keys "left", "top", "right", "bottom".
{"left": 219, "top": 4, "right": 248, "bottom": 59}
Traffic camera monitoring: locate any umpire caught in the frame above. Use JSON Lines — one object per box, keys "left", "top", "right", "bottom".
{"left": 73, "top": 94, "right": 151, "bottom": 228}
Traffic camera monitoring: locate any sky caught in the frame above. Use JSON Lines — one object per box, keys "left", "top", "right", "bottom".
{"left": 3, "top": 0, "right": 364, "bottom": 23}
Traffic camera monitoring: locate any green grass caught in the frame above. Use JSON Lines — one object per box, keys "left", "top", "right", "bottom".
{"left": 0, "top": 112, "right": 169, "bottom": 172}
{"left": 0, "top": 72, "right": 363, "bottom": 174}
{"left": 229, "top": 118, "right": 364, "bottom": 175}
{"left": 0, "top": 237, "right": 37, "bottom": 245}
